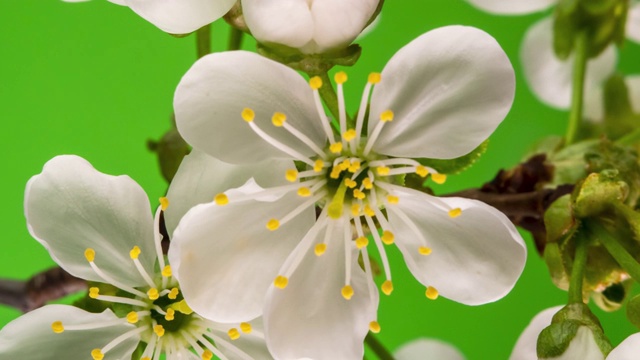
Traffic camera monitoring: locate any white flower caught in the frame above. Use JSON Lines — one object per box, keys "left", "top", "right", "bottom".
{"left": 242, "top": 0, "right": 380, "bottom": 54}
{"left": 395, "top": 338, "right": 465, "bottom": 360}
{"left": 510, "top": 306, "right": 640, "bottom": 360}
{"left": 171, "top": 25, "right": 526, "bottom": 359}
{"left": 0, "top": 154, "right": 281, "bottom": 360}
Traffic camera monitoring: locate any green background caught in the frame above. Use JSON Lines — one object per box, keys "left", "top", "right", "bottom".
{"left": 1, "top": 0, "right": 638, "bottom": 358}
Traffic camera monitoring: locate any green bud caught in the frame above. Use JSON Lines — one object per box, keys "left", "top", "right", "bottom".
{"left": 148, "top": 127, "right": 191, "bottom": 183}
{"left": 545, "top": 195, "right": 578, "bottom": 244}
{"left": 574, "top": 171, "right": 628, "bottom": 218}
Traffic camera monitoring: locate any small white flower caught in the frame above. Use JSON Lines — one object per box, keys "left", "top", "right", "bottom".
{"left": 242, "top": 0, "right": 380, "bottom": 54}
{"left": 171, "top": 25, "right": 526, "bottom": 359}
{"left": 0, "top": 154, "right": 281, "bottom": 360}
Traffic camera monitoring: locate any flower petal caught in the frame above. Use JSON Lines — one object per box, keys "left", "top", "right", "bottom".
{"left": 627, "top": 3, "right": 640, "bottom": 44}
{"left": 520, "top": 17, "right": 616, "bottom": 110}
{"left": 242, "top": 0, "right": 315, "bottom": 49}
{"left": 174, "top": 51, "right": 326, "bottom": 164}
{"left": 369, "top": 26, "right": 515, "bottom": 159}
{"left": 264, "top": 218, "right": 378, "bottom": 360}
{"left": 395, "top": 338, "right": 466, "bottom": 360}
{"left": 556, "top": 327, "right": 605, "bottom": 360}
{"left": 387, "top": 188, "right": 526, "bottom": 305}
{"left": 509, "top": 306, "right": 562, "bottom": 360}
{"left": 169, "top": 190, "right": 315, "bottom": 323}
{"left": 465, "top": 0, "right": 556, "bottom": 15}
{"left": 0, "top": 305, "right": 138, "bottom": 359}
{"left": 164, "top": 149, "right": 294, "bottom": 236}
{"left": 24, "top": 155, "right": 156, "bottom": 287}
{"left": 210, "top": 318, "right": 274, "bottom": 360}
{"left": 607, "top": 333, "right": 640, "bottom": 360}
{"left": 125, "top": 0, "right": 235, "bottom": 34}
{"left": 309, "top": 0, "right": 379, "bottom": 53}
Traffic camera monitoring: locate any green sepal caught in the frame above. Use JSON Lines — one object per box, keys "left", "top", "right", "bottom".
{"left": 574, "top": 171, "right": 628, "bottom": 218}
{"left": 545, "top": 194, "right": 578, "bottom": 244}
{"left": 416, "top": 140, "right": 488, "bottom": 175}
{"left": 548, "top": 139, "right": 599, "bottom": 185}
{"left": 544, "top": 242, "right": 572, "bottom": 291}
{"left": 626, "top": 293, "right": 640, "bottom": 329}
{"left": 257, "top": 43, "right": 362, "bottom": 75}
{"left": 148, "top": 127, "right": 191, "bottom": 183}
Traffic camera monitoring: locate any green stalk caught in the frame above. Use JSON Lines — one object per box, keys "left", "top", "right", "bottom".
{"left": 195, "top": 25, "right": 211, "bottom": 59}
{"left": 364, "top": 334, "right": 395, "bottom": 360}
{"left": 228, "top": 28, "right": 244, "bottom": 51}
{"left": 568, "top": 233, "right": 588, "bottom": 304}
{"left": 317, "top": 72, "right": 342, "bottom": 132}
{"left": 565, "top": 32, "right": 589, "bottom": 146}
{"left": 590, "top": 221, "right": 640, "bottom": 282}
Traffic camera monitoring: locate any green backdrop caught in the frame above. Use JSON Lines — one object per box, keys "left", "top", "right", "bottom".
{"left": 1, "top": 0, "right": 638, "bottom": 358}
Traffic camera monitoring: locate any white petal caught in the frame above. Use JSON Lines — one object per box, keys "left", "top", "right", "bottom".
{"left": 169, "top": 192, "right": 315, "bottom": 323}
{"left": 627, "top": 4, "right": 640, "bottom": 44}
{"left": 395, "top": 338, "right": 466, "bottom": 360}
{"left": 211, "top": 318, "right": 274, "bottom": 360}
{"left": 264, "top": 218, "right": 378, "bottom": 360}
{"left": 607, "top": 333, "right": 640, "bottom": 360}
{"left": 510, "top": 306, "right": 562, "bottom": 360}
{"left": 369, "top": 26, "right": 515, "bottom": 159}
{"left": 551, "top": 327, "right": 605, "bottom": 360}
{"left": 387, "top": 188, "right": 526, "bottom": 305}
{"left": 520, "top": 17, "right": 616, "bottom": 110}
{"left": 125, "top": 0, "right": 235, "bottom": 34}
{"left": 465, "top": 0, "right": 556, "bottom": 15}
{"left": 626, "top": 75, "right": 640, "bottom": 113}
{"left": 164, "top": 149, "right": 293, "bottom": 236}
{"left": 242, "top": 0, "right": 315, "bottom": 49}
{"left": 174, "top": 51, "right": 326, "bottom": 164}
{"left": 0, "top": 305, "right": 138, "bottom": 359}
{"left": 24, "top": 155, "right": 156, "bottom": 287}
{"left": 309, "top": 0, "right": 379, "bottom": 53}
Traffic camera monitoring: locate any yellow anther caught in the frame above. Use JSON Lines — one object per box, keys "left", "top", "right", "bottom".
{"left": 334, "top": 71, "right": 348, "bottom": 84}
{"left": 240, "top": 322, "right": 252, "bottom": 333}
{"left": 274, "top": 275, "right": 289, "bottom": 289}
{"left": 168, "top": 287, "right": 180, "bottom": 300}
{"left": 272, "top": 112, "right": 286, "bottom": 127}
{"left": 165, "top": 308, "right": 175, "bottom": 321}
{"left": 351, "top": 204, "right": 361, "bottom": 216}
{"left": 89, "top": 287, "right": 100, "bottom": 299}
{"left": 348, "top": 160, "right": 361, "bottom": 173}
{"left": 147, "top": 288, "right": 159, "bottom": 300}
{"left": 341, "top": 285, "right": 354, "bottom": 300}
{"left": 159, "top": 197, "right": 169, "bottom": 211}
{"left": 387, "top": 195, "right": 399, "bottom": 204}
{"left": 340, "top": 159, "right": 350, "bottom": 170}
{"left": 228, "top": 328, "right": 241, "bottom": 340}
{"left": 381, "top": 280, "right": 394, "bottom": 296}
{"left": 297, "top": 187, "right": 312, "bottom": 197}
{"left": 448, "top": 208, "right": 462, "bottom": 218}
{"left": 51, "top": 321, "right": 64, "bottom": 333}
{"left": 431, "top": 173, "right": 447, "bottom": 184}
{"left": 162, "top": 265, "right": 172, "bottom": 277}
{"left": 368, "top": 72, "right": 381, "bottom": 84}
{"left": 376, "top": 166, "right": 390, "bottom": 176}
{"left": 342, "top": 129, "right": 356, "bottom": 141}
{"left": 380, "top": 110, "right": 394, "bottom": 122}
{"left": 171, "top": 299, "right": 193, "bottom": 315}
{"left": 154, "top": 324, "right": 165, "bottom": 337}
{"left": 381, "top": 230, "right": 394, "bottom": 245}
{"left": 91, "top": 349, "right": 104, "bottom": 360}
{"left": 285, "top": 169, "right": 298, "bottom": 182}
{"left": 330, "top": 168, "right": 343, "bottom": 179}
{"left": 362, "top": 177, "right": 373, "bottom": 189}
{"left": 425, "top": 286, "right": 439, "bottom": 300}
{"left": 84, "top": 248, "right": 96, "bottom": 262}
{"left": 415, "top": 165, "right": 429, "bottom": 178}
{"left": 126, "top": 311, "right": 139, "bottom": 324}
{"left": 214, "top": 193, "right": 229, "bottom": 206}
{"left": 344, "top": 178, "right": 357, "bottom": 189}
{"left": 202, "top": 350, "right": 213, "bottom": 360}
{"left": 418, "top": 246, "right": 432, "bottom": 256}
{"left": 241, "top": 108, "right": 255, "bottom": 122}
{"left": 364, "top": 205, "right": 375, "bottom": 217}
{"left": 314, "top": 243, "right": 327, "bottom": 256}
{"left": 355, "top": 237, "right": 369, "bottom": 249}
{"left": 142, "top": 358, "right": 151, "bottom": 360}
{"left": 330, "top": 142, "right": 343, "bottom": 154}
{"left": 129, "top": 246, "right": 141, "bottom": 260}
{"left": 369, "top": 321, "right": 381, "bottom": 333}
{"left": 266, "top": 219, "right": 280, "bottom": 231}
{"left": 353, "top": 189, "right": 366, "bottom": 200}
{"left": 314, "top": 159, "right": 324, "bottom": 172}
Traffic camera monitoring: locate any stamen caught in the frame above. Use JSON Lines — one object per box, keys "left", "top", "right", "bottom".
{"left": 240, "top": 322, "right": 252, "bottom": 333}
{"left": 416, "top": 165, "right": 429, "bottom": 178}
{"left": 228, "top": 328, "right": 240, "bottom": 340}
{"left": 309, "top": 76, "right": 323, "bottom": 90}
{"left": 431, "top": 173, "right": 447, "bottom": 184}
{"left": 369, "top": 321, "right": 381, "bottom": 333}
{"left": 168, "top": 287, "right": 179, "bottom": 299}
{"left": 418, "top": 246, "right": 432, "bottom": 256}
{"left": 381, "top": 280, "right": 393, "bottom": 295}
{"left": 214, "top": 193, "right": 229, "bottom": 205}
{"left": 381, "top": 230, "right": 394, "bottom": 245}
{"left": 130, "top": 246, "right": 157, "bottom": 289}
{"left": 314, "top": 243, "right": 327, "bottom": 256}
{"left": 162, "top": 265, "right": 172, "bottom": 277}
{"left": 376, "top": 166, "right": 390, "bottom": 176}
{"left": 271, "top": 112, "right": 286, "bottom": 127}
{"left": 152, "top": 207, "right": 167, "bottom": 279}
{"left": 369, "top": 158, "right": 420, "bottom": 167}
{"left": 165, "top": 308, "right": 175, "bottom": 321}
{"left": 364, "top": 215, "right": 392, "bottom": 281}
{"left": 266, "top": 219, "right": 280, "bottom": 231}
{"left": 285, "top": 169, "right": 298, "bottom": 182}
{"left": 310, "top": 78, "right": 337, "bottom": 145}
{"left": 368, "top": 72, "right": 381, "bottom": 84}
{"left": 154, "top": 324, "right": 165, "bottom": 337}
{"left": 355, "top": 237, "right": 369, "bottom": 249}
{"left": 387, "top": 195, "right": 399, "bottom": 204}
{"left": 363, "top": 110, "right": 394, "bottom": 156}
{"left": 341, "top": 285, "right": 354, "bottom": 300}
{"left": 196, "top": 330, "right": 249, "bottom": 360}
{"left": 348, "top": 160, "right": 361, "bottom": 173}
{"left": 246, "top": 120, "right": 315, "bottom": 166}
{"left": 359, "top": 243, "right": 377, "bottom": 307}
{"left": 336, "top": 72, "right": 348, "bottom": 148}
{"left": 363, "top": 205, "right": 375, "bottom": 217}
{"left": 276, "top": 191, "right": 326, "bottom": 227}
{"left": 86, "top": 254, "right": 147, "bottom": 298}
{"left": 314, "top": 159, "right": 325, "bottom": 172}
{"left": 52, "top": 318, "right": 127, "bottom": 332}
{"left": 92, "top": 349, "right": 104, "bottom": 360}
{"left": 148, "top": 288, "right": 160, "bottom": 300}
{"left": 159, "top": 197, "right": 169, "bottom": 211}
{"left": 273, "top": 275, "right": 289, "bottom": 289}
{"left": 354, "top": 73, "right": 380, "bottom": 147}
{"left": 343, "top": 218, "right": 352, "bottom": 293}
{"left": 241, "top": 108, "right": 255, "bottom": 122}
{"left": 126, "top": 311, "right": 139, "bottom": 324}
{"left": 362, "top": 177, "right": 373, "bottom": 190}
{"left": 90, "top": 290, "right": 150, "bottom": 308}
{"left": 342, "top": 129, "right": 356, "bottom": 142}
{"left": 297, "top": 187, "right": 312, "bottom": 197}
{"left": 448, "top": 208, "right": 462, "bottom": 218}
{"left": 351, "top": 204, "right": 361, "bottom": 217}
{"left": 51, "top": 321, "right": 64, "bottom": 333}
{"left": 100, "top": 326, "right": 148, "bottom": 355}
{"left": 280, "top": 209, "right": 330, "bottom": 278}
{"left": 276, "top": 113, "right": 327, "bottom": 157}
{"left": 425, "top": 286, "right": 439, "bottom": 300}
{"left": 140, "top": 331, "right": 158, "bottom": 359}
{"left": 330, "top": 142, "right": 343, "bottom": 154}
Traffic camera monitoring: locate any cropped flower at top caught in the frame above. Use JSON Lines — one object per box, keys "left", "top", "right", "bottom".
{"left": 0, "top": 155, "right": 274, "bottom": 360}
{"left": 172, "top": 25, "right": 527, "bottom": 359}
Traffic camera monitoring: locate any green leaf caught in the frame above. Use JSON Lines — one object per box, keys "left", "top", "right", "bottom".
{"left": 416, "top": 140, "right": 488, "bottom": 175}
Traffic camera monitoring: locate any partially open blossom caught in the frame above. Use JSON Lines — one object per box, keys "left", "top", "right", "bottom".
{"left": 0, "top": 155, "right": 276, "bottom": 360}
{"left": 172, "top": 25, "right": 526, "bottom": 359}
{"left": 243, "top": 0, "right": 380, "bottom": 54}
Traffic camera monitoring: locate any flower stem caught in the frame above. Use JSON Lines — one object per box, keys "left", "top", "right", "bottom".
{"left": 568, "top": 232, "right": 588, "bottom": 304}
{"left": 317, "top": 72, "right": 342, "bottom": 132}
{"left": 564, "top": 32, "right": 589, "bottom": 146}
{"left": 228, "top": 27, "right": 244, "bottom": 51}
{"left": 590, "top": 221, "right": 640, "bottom": 282}
{"left": 365, "top": 334, "right": 395, "bottom": 360}
{"left": 196, "top": 25, "right": 211, "bottom": 59}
